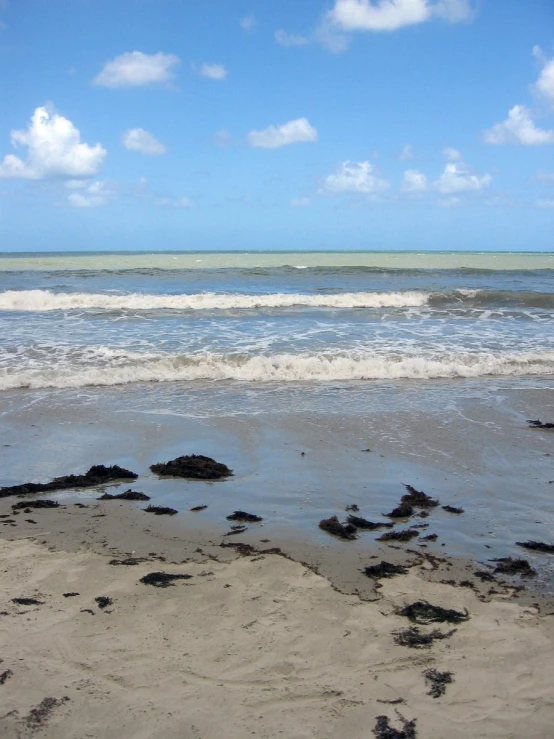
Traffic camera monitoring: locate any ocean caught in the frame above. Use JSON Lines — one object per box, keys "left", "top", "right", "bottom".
{"left": 1, "top": 250, "right": 553, "bottom": 582}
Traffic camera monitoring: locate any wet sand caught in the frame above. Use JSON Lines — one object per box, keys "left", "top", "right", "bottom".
{"left": 1, "top": 379, "right": 554, "bottom": 737}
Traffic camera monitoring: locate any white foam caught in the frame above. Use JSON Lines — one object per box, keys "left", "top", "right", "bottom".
{"left": 2, "top": 350, "right": 553, "bottom": 390}
{"left": 0, "top": 289, "right": 430, "bottom": 312}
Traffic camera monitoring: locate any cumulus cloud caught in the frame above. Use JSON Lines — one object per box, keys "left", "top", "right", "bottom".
{"left": 323, "top": 160, "right": 389, "bottom": 194}
{"left": 121, "top": 128, "right": 165, "bottom": 155}
{"left": 483, "top": 105, "right": 554, "bottom": 145}
{"left": 66, "top": 179, "right": 116, "bottom": 208}
{"left": 324, "top": 0, "right": 472, "bottom": 33}
{"left": 198, "top": 63, "right": 227, "bottom": 80}
{"left": 291, "top": 197, "right": 312, "bottom": 207}
{"left": 402, "top": 169, "right": 428, "bottom": 192}
{"left": 93, "top": 51, "right": 179, "bottom": 88}
{"left": 0, "top": 106, "right": 106, "bottom": 180}
{"left": 434, "top": 159, "right": 491, "bottom": 194}
{"left": 247, "top": 118, "right": 318, "bottom": 148}
{"left": 443, "top": 147, "right": 462, "bottom": 161}
{"left": 275, "top": 29, "right": 310, "bottom": 47}
{"left": 533, "top": 52, "right": 554, "bottom": 103}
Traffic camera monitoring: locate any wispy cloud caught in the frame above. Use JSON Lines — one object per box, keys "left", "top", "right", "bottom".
{"left": 93, "top": 51, "right": 179, "bottom": 88}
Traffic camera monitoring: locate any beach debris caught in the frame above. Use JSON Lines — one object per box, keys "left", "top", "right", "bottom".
{"left": 23, "top": 696, "right": 70, "bottom": 730}
{"left": 140, "top": 571, "right": 193, "bottom": 588}
{"left": 0, "top": 464, "right": 137, "bottom": 499}
{"left": 399, "top": 600, "right": 469, "bottom": 624}
{"left": 143, "top": 505, "right": 178, "bottom": 516}
{"left": 492, "top": 557, "right": 537, "bottom": 577}
{"left": 74, "top": 502, "right": 89, "bottom": 508}
{"left": 402, "top": 485, "right": 439, "bottom": 508}
{"left": 345, "top": 504, "right": 359, "bottom": 512}
{"left": 516, "top": 540, "right": 554, "bottom": 554}
{"left": 98, "top": 489, "right": 150, "bottom": 501}
{"left": 0, "top": 669, "right": 13, "bottom": 685}
{"left": 190, "top": 504, "right": 208, "bottom": 512}
{"left": 220, "top": 541, "right": 283, "bottom": 557}
{"left": 393, "top": 626, "right": 456, "bottom": 648}
{"left": 11, "top": 499, "right": 60, "bottom": 510}
{"left": 80, "top": 609, "right": 95, "bottom": 615}
{"left": 385, "top": 503, "right": 414, "bottom": 519}
{"left": 150, "top": 454, "right": 232, "bottom": 479}
{"left": 319, "top": 515, "right": 357, "bottom": 540}
{"left": 364, "top": 561, "right": 408, "bottom": 579}
{"left": 420, "top": 534, "right": 438, "bottom": 541}
{"left": 527, "top": 419, "right": 554, "bottom": 429}
{"left": 226, "top": 510, "right": 263, "bottom": 522}
{"left": 25, "top": 519, "right": 37, "bottom": 524}
{"left": 423, "top": 668, "right": 454, "bottom": 698}
{"left": 347, "top": 515, "right": 393, "bottom": 530}
{"left": 442, "top": 505, "right": 464, "bottom": 514}
{"left": 224, "top": 526, "right": 247, "bottom": 535}
{"left": 62, "top": 592, "right": 80, "bottom": 597}
{"left": 12, "top": 597, "right": 44, "bottom": 606}
{"left": 378, "top": 529, "right": 420, "bottom": 543}
{"left": 109, "top": 557, "right": 146, "bottom": 566}
{"left": 373, "top": 714, "right": 417, "bottom": 739}
{"left": 95, "top": 596, "right": 113, "bottom": 609}
{"left": 474, "top": 570, "right": 495, "bottom": 582}
{"left": 376, "top": 698, "right": 405, "bottom": 705}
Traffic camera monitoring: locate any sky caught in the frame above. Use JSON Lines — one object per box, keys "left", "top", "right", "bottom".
{"left": 0, "top": 0, "right": 553, "bottom": 252}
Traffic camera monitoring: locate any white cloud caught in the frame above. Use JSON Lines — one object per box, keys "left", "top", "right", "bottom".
{"left": 247, "top": 118, "right": 318, "bottom": 148}
{"left": 323, "top": 160, "right": 389, "bottom": 193}
{"left": 434, "top": 160, "right": 491, "bottom": 194}
{"left": 324, "top": 0, "right": 472, "bottom": 33}
{"left": 66, "top": 180, "right": 116, "bottom": 208}
{"left": 533, "top": 53, "right": 554, "bottom": 102}
{"left": 399, "top": 143, "right": 413, "bottom": 160}
{"left": 536, "top": 199, "right": 554, "bottom": 209}
{"left": 156, "top": 195, "right": 193, "bottom": 208}
{"left": 213, "top": 129, "right": 235, "bottom": 147}
{"left": 275, "top": 29, "right": 310, "bottom": 47}
{"left": 122, "top": 128, "right": 165, "bottom": 155}
{"left": 198, "top": 63, "right": 227, "bottom": 81}
{"left": 483, "top": 105, "right": 554, "bottom": 145}
{"left": 240, "top": 15, "right": 256, "bottom": 32}
{"left": 402, "top": 169, "right": 428, "bottom": 192}
{"left": 0, "top": 106, "right": 106, "bottom": 180}
{"left": 437, "top": 196, "right": 462, "bottom": 207}
{"left": 291, "top": 197, "right": 311, "bottom": 207}
{"left": 443, "top": 147, "right": 462, "bottom": 161}
{"left": 93, "top": 51, "right": 179, "bottom": 88}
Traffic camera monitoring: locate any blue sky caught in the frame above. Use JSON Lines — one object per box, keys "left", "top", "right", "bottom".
{"left": 0, "top": 0, "right": 553, "bottom": 251}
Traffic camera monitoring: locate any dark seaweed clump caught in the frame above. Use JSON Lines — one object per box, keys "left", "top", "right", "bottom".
{"left": 347, "top": 515, "right": 393, "bottom": 530}
{"left": 527, "top": 419, "right": 554, "bottom": 429}
{"left": 190, "top": 505, "right": 208, "bottom": 512}
{"left": 423, "top": 668, "right": 453, "bottom": 698}
{"left": 0, "top": 669, "right": 13, "bottom": 685}
{"left": 394, "top": 626, "right": 456, "bottom": 649}
{"left": 0, "top": 465, "right": 137, "bottom": 499}
{"left": 402, "top": 485, "right": 439, "bottom": 508}
{"left": 98, "top": 489, "right": 150, "bottom": 501}
{"left": 442, "top": 505, "right": 464, "bottom": 514}
{"left": 378, "top": 529, "right": 420, "bottom": 543}
{"left": 63, "top": 592, "right": 80, "bottom": 597}
{"left": 95, "top": 596, "right": 113, "bottom": 609}
{"left": 492, "top": 558, "right": 537, "bottom": 577}
{"left": 516, "top": 540, "right": 554, "bottom": 554}
{"left": 11, "top": 499, "right": 60, "bottom": 511}
{"left": 144, "top": 505, "right": 177, "bottom": 516}
{"left": 24, "top": 697, "right": 70, "bottom": 729}
{"left": 373, "top": 714, "right": 417, "bottom": 739}
{"left": 364, "top": 561, "right": 408, "bottom": 579}
{"left": 319, "top": 515, "right": 357, "bottom": 540}
{"left": 399, "top": 600, "right": 469, "bottom": 624}
{"left": 226, "top": 511, "right": 263, "bottom": 522}
{"left": 109, "top": 558, "right": 146, "bottom": 566}
{"left": 345, "top": 504, "right": 359, "bottom": 512}
{"left": 140, "top": 572, "right": 193, "bottom": 587}
{"left": 150, "top": 454, "right": 232, "bottom": 479}
{"left": 420, "top": 534, "right": 438, "bottom": 542}
{"left": 12, "top": 597, "right": 44, "bottom": 606}
{"left": 385, "top": 503, "right": 414, "bottom": 519}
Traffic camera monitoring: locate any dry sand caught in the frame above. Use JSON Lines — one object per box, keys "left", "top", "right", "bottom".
{"left": 1, "top": 532, "right": 553, "bottom": 739}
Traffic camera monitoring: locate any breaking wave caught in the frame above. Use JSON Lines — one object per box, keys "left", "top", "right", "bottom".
{"left": 0, "top": 289, "right": 430, "bottom": 312}
{"left": 2, "top": 349, "right": 554, "bottom": 390}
